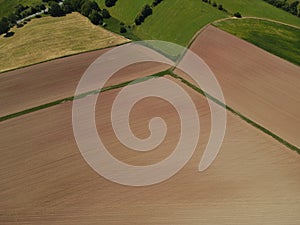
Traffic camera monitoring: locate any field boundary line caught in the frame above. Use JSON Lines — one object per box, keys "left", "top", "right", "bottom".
{"left": 169, "top": 71, "right": 300, "bottom": 155}
{"left": 0, "top": 69, "right": 170, "bottom": 122}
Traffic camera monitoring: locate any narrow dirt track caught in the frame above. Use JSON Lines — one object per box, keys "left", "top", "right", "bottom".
{"left": 176, "top": 25, "right": 300, "bottom": 148}
{"left": 0, "top": 48, "right": 169, "bottom": 117}
{"left": 1, "top": 76, "right": 299, "bottom": 224}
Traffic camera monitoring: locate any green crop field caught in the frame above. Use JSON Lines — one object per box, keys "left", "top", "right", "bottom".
{"left": 97, "top": 0, "right": 300, "bottom": 47}
{"left": 0, "top": 0, "right": 41, "bottom": 18}
{"left": 134, "top": 0, "right": 227, "bottom": 46}
{"left": 214, "top": 18, "right": 300, "bottom": 66}
{"left": 98, "top": 0, "right": 228, "bottom": 47}
{"left": 218, "top": 0, "right": 300, "bottom": 26}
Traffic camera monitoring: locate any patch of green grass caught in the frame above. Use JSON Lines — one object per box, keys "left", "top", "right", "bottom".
{"left": 103, "top": 16, "right": 140, "bottom": 41}
{"left": 96, "top": 0, "right": 153, "bottom": 24}
{"left": 0, "top": 0, "right": 41, "bottom": 18}
{"left": 134, "top": 0, "right": 227, "bottom": 47}
{"left": 218, "top": 0, "right": 300, "bottom": 26}
{"left": 214, "top": 18, "right": 300, "bottom": 66}
{"left": 97, "top": 0, "right": 228, "bottom": 58}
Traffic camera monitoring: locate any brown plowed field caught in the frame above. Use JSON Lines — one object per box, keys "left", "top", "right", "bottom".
{"left": 176, "top": 25, "right": 300, "bottom": 148}
{"left": 1, "top": 76, "right": 299, "bottom": 224}
{"left": 0, "top": 48, "right": 169, "bottom": 117}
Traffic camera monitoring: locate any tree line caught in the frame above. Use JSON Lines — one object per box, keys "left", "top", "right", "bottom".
{"left": 263, "top": 0, "right": 300, "bottom": 17}
{"left": 0, "top": 3, "right": 47, "bottom": 35}
{"left": 135, "top": 0, "right": 163, "bottom": 26}
{"left": 0, "top": 0, "right": 114, "bottom": 36}
{"left": 48, "top": 0, "right": 111, "bottom": 25}
{"left": 201, "top": 0, "right": 242, "bottom": 17}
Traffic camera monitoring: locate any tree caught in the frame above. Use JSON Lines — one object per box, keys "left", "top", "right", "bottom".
{"left": 233, "top": 12, "right": 242, "bottom": 18}
{"left": 212, "top": 2, "right": 217, "bottom": 7}
{"left": 64, "top": 0, "right": 84, "bottom": 12}
{"left": 62, "top": 4, "right": 73, "bottom": 14}
{"left": 135, "top": 13, "right": 144, "bottom": 25}
{"left": 15, "top": 4, "right": 28, "bottom": 14}
{"left": 152, "top": 0, "right": 163, "bottom": 7}
{"left": 81, "top": 2, "right": 93, "bottom": 16}
{"left": 81, "top": 0, "right": 101, "bottom": 16}
{"left": 8, "top": 13, "right": 17, "bottom": 25}
{"left": 120, "top": 26, "right": 127, "bottom": 33}
{"left": 218, "top": 4, "right": 223, "bottom": 10}
{"left": 0, "top": 18, "right": 10, "bottom": 35}
{"left": 40, "top": 4, "right": 46, "bottom": 11}
{"left": 89, "top": 10, "right": 102, "bottom": 25}
{"left": 105, "top": 0, "right": 117, "bottom": 7}
{"left": 141, "top": 4, "right": 152, "bottom": 17}
{"left": 289, "top": 1, "right": 299, "bottom": 15}
{"left": 49, "top": 2, "right": 65, "bottom": 17}
{"left": 30, "top": 6, "right": 38, "bottom": 15}
{"left": 101, "top": 8, "right": 111, "bottom": 18}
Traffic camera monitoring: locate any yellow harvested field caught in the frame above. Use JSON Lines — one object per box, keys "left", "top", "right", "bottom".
{"left": 1, "top": 76, "right": 299, "bottom": 224}
{"left": 0, "top": 12, "right": 129, "bottom": 72}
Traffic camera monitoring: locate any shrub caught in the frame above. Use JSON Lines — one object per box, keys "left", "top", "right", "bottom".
{"left": 8, "top": 13, "right": 17, "bottom": 25}
{"left": 4, "top": 31, "right": 15, "bottom": 38}
{"left": 0, "top": 18, "right": 10, "bottom": 35}
{"left": 135, "top": 13, "right": 144, "bottom": 25}
{"left": 120, "top": 26, "right": 127, "bottom": 33}
{"left": 16, "top": 23, "right": 24, "bottom": 28}
{"left": 152, "top": 0, "right": 163, "bottom": 7}
{"left": 62, "top": 4, "right": 73, "bottom": 14}
{"left": 234, "top": 12, "right": 242, "bottom": 18}
{"left": 81, "top": 1, "right": 100, "bottom": 17}
{"left": 101, "top": 9, "right": 111, "bottom": 18}
{"left": 141, "top": 4, "right": 152, "bottom": 17}
{"left": 105, "top": 0, "right": 118, "bottom": 7}
{"left": 89, "top": 10, "right": 103, "bottom": 25}
{"left": 49, "top": 2, "right": 65, "bottom": 17}
{"left": 40, "top": 4, "right": 46, "bottom": 11}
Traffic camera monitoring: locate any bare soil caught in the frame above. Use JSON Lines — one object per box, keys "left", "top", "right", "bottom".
{"left": 1, "top": 76, "right": 299, "bottom": 224}
{"left": 176, "top": 25, "right": 300, "bottom": 148}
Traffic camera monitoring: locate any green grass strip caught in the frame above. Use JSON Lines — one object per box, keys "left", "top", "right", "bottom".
{"left": 0, "top": 69, "right": 170, "bottom": 122}
{"left": 169, "top": 71, "right": 300, "bottom": 154}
